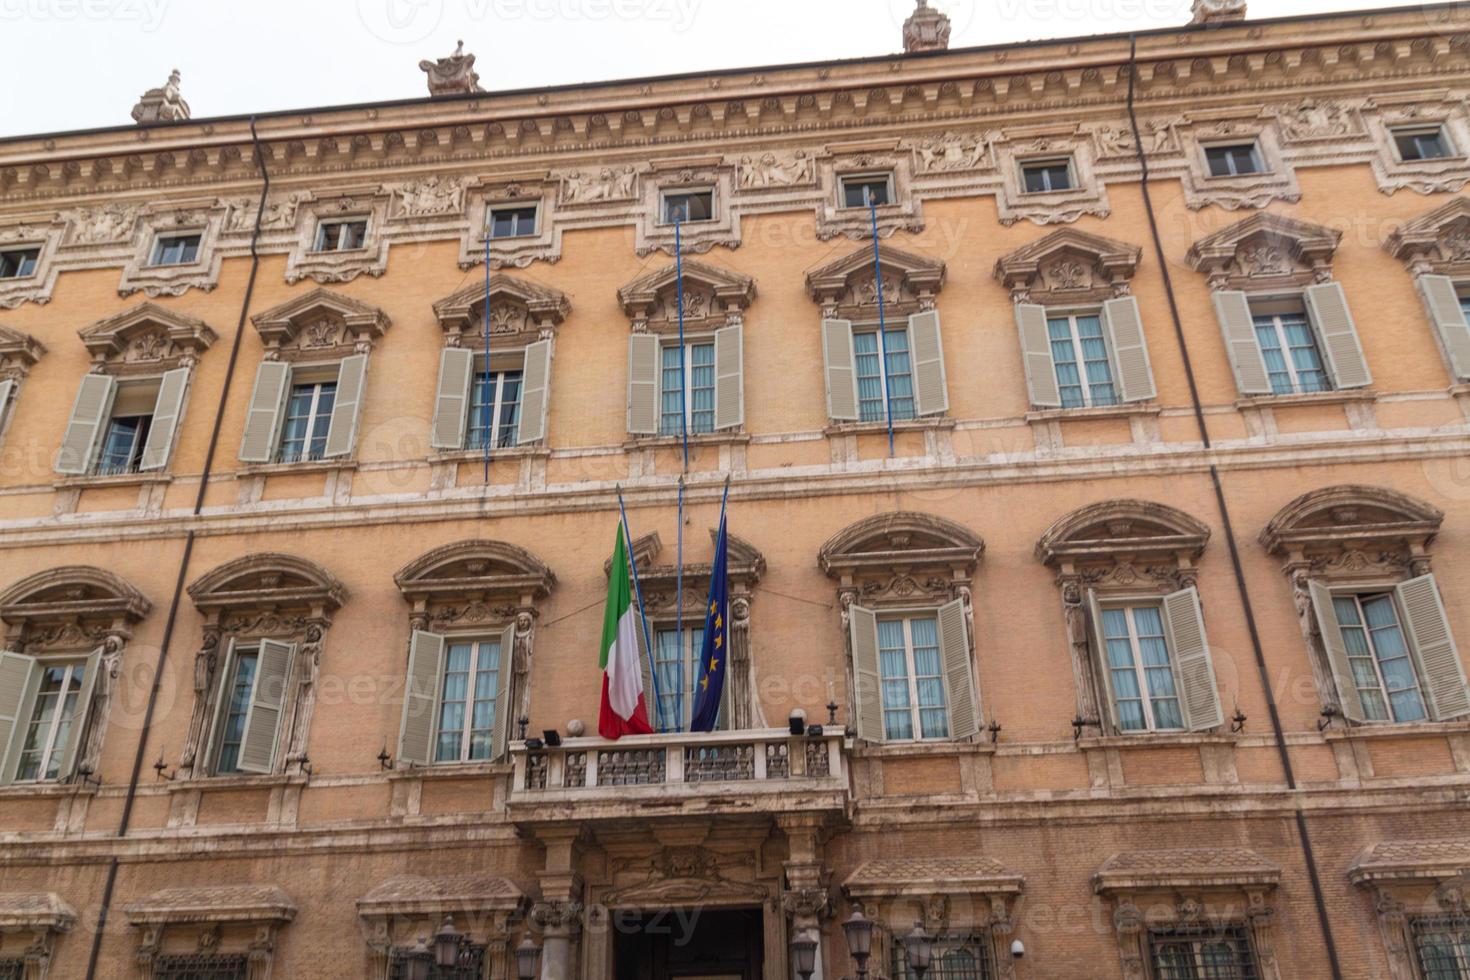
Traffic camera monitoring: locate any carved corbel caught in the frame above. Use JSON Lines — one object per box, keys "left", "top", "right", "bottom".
{"left": 1245, "top": 889, "right": 1279, "bottom": 977}
{"left": 530, "top": 900, "right": 583, "bottom": 934}
{"left": 728, "top": 594, "right": 753, "bottom": 730}
{"left": 1112, "top": 900, "right": 1147, "bottom": 980}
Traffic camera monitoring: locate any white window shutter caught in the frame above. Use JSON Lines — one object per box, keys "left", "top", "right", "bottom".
{"left": 54, "top": 373, "right": 116, "bottom": 475}
{"left": 937, "top": 597, "right": 979, "bottom": 740}
{"left": 1015, "top": 304, "right": 1061, "bottom": 409}
{"left": 139, "top": 367, "right": 190, "bottom": 472}
{"left": 1101, "top": 296, "right": 1157, "bottom": 403}
{"left": 0, "top": 379, "right": 14, "bottom": 433}
{"left": 1211, "top": 290, "right": 1272, "bottom": 395}
{"left": 848, "top": 604, "right": 883, "bottom": 742}
{"left": 627, "top": 334, "right": 661, "bottom": 436}
{"left": 1162, "top": 587, "right": 1224, "bottom": 731}
{"left": 1396, "top": 574, "right": 1470, "bottom": 721}
{"left": 1308, "top": 580, "right": 1366, "bottom": 723}
{"left": 1087, "top": 590, "right": 1121, "bottom": 732}
{"left": 517, "top": 339, "right": 554, "bottom": 445}
{"left": 0, "top": 651, "right": 39, "bottom": 786}
{"left": 430, "top": 347, "right": 474, "bottom": 450}
{"left": 1418, "top": 274, "right": 1470, "bottom": 380}
{"left": 237, "top": 639, "right": 295, "bottom": 775}
{"left": 323, "top": 354, "right": 368, "bottom": 458}
{"left": 491, "top": 623, "right": 516, "bottom": 761}
{"left": 821, "top": 318, "right": 860, "bottom": 422}
{"left": 399, "top": 630, "right": 445, "bottom": 767}
{"left": 909, "top": 310, "right": 950, "bottom": 417}
{"left": 1304, "top": 282, "right": 1372, "bottom": 389}
{"left": 202, "top": 638, "right": 238, "bottom": 772}
{"left": 239, "top": 361, "right": 291, "bottom": 463}
{"left": 713, "top": 323, "right": 745, "bottom": 430}
{"left": 56, "top": 647, "right": 103, "bottom": 780}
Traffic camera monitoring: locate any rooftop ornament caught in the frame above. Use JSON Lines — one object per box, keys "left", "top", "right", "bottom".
{"left": 420, "top": 40, "right": 485, "bottom": 96}
{"left": 903, "top": 0, "right": 951, "bottom": 53}
{"left": 130, "top": 69, "right": 190, "bottom": 124}
{"left": 1191, "top": 0, "right": 1247, "bottom": 24}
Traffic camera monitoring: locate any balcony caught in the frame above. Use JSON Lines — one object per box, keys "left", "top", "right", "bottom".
{"left": 507, "top": 727, "right": 849, "bottom": 824}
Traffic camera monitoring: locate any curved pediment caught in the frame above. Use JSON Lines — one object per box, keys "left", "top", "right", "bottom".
{"left": 618, "top": 259, "right": 756, "bottom": 330}
{"left": 1260, "top": 485, "right": 1443, "bottom": 555}
{"left": 0, "top": 565, "right": 151, "bottom": 623}
{"left": 187, "top": 553, "right": 347, "bottom": 613}
{"left": 77, "top": 302, "right": 217, "bottom": 369}
{"left": 819, "top": 512, "right": 982, "bottom": 578}
{"left": 250, "top": 287, "right": 390, "bottom": 355}
{"left": 1036, "top": 500, "right": 1211, "bottom": 566}
{"left": 0, "top": 323, "right": 46, "bottom": 375}
{"left": 804, "top": 243, "right": 945, "bottom": 316}
{"left": 394, "top": 540, "right": 555, "bottom": 602}
{"left": 432, "top": 273, "right": 570, "bottom": 340}
{"left": 1185, "top": 212, "right": 1341, "bottom": 290}
{"left": 994, "top": 228, "right": 1142, "bottom": 302}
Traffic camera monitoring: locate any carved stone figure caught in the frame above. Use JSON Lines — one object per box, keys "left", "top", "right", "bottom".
{"left": 1191, "top": 0, "right": 1246, "bottom": 24}
{"left": 419, "top": 41, "right": 484, "bottom": 97}
{"left": 392, "top": 176, "right": 464, "bottom": 217}
{"left": 131, "top": 69, "right": 191, "bottom": 124}
{"left": 903, "top": 0, "right": 951, "bottom": 53}
{"left": 562, "top": 167, "right": 638, "bottom": 204}
{"left": 914, "top": 131, "right": 988, "bottom": 171}
{"left": 1279, "top": 98, "right": 1355, "bottom": 139}
{"left": 69, "top": 205, "right": 137, "bottom": 244}
{"left": 738, "top": 151, "right": 815, "bottom": 187}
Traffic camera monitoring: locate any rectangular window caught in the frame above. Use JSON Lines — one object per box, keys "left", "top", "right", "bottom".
{"left": 1253, "top": 308, "right": 1330, "bottom": 394}
{"left": 1102, "top": 604, "right": 1184, "bottom": 732}
{"left": 1411, "top": 915, "right": 1470, "bottom": 979}
{"left": 1394, "top": 125, "right": 1455, "bottom": 162}
{"left": 659, "top": 341, "right": 715, "bottom": 437}
{"left": 1205, "top": 142, "right": 1265, "bottom": 177}
{"left": 467, "top": 369, "right": 523, "bottom": 450}
{"left": 389, "top": 946, "right": 486, "bottom": 980}
{"left": 213, "top": 649, "right": 259, "bottom": 775}
{"left": 653, "top": 626, "right": 719, "bottom": 731}
{"left": 1047, "top": 312, "right": 1116, "bottom": 408}
{"left": 150, "top": 234, "right": 201, "bottom": 266}
{"left": 488, "top": 204, "right": 539, "bottom": 239}
{"left": 661, "top": 190, "right": 714, "bottom": 224}
{"left": 277, "top": 380, "right": 336, "bottom": 462}
{"left": 853, "top": 327, "right": 915, "bottom": 423}
{"left": 14, "top": 661, "right": 87, "bottom": 783}
{"left": 95, "top": 414, "right": 153, "bottom": 476}
{"left": 1148, "top": 925, "right": 1260, "bottom": 980}
{"left": 878, "top": 615, "right": 948, "bottom": 741}
{"left": 1021, "top": 158, "right": 1074, "bottom": 193}
{"left": 313, "top": 219, "right": 368, "bottom": 252}
{"left": 0, "top": 248, "right": 39, "bottom": 279}
{"left": 840, "top": 173, "right": 894, "bottom": 209}
{"left": 892, "top": 935, "right": 997, "bottom": 980}
{"left": 1333, "top": 593, "right": 1429, "bottom": 723}
{"left": 153, "top": 955, "right": 250, "bottom": 980}
{"left": 433, "top": 638, "right": 503, "bottom": 763}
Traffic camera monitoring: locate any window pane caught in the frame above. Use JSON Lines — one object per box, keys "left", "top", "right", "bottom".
{"left": 854, "top": 331, "right": 886, "bottom": 423}
{"left": 1148, "top": 925, "right": 1259, "bottom": 980}
{"left": 655, "top": 629, "right": 686, "bottom": 730}
{"left": 97, "top": 415, "right": 152, "bottom": 476}
{"left": 664, "top": 191, "right": 713, "bottom": 222}
{"left": 279, "top": 382, "right": 336, "bottom": 462}
{"left": 469, "top": 371, "right": 523, "bottom": 449}
{"left": 843, "top": 177, "right": 891, "bottom": 208}
{"left": 878, "top": 620, "right": 913, "bottom": 741}
{"left": 216, "top": 653, "right": 258, "bottom": 774}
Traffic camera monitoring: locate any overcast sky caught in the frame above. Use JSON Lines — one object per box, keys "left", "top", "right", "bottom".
{"left": 0, "top": 0, "right": 1437, "bottom": 139}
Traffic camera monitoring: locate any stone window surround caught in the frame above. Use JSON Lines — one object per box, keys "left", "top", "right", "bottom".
{"left": 357, "top": 874, "right": 529, "bottom": 980}
{"left": 634, "top": 157, "right": 740, "bottom": 257}
{"left": 0, "top": 892, "right": 76, "bottom": 980}
{"left": 1349, "top": 838, "right": 1470, "bottom": 980}
{"left": 1362, "top": 95, "right": 1470, "bottom": 196}
{"left": 1176, "top": 111, "right": 1301, "bottom": 212}
{"left": 815, "top": 140, "right": 923, "bottom": 241}
{"left": 1384, "top": 197, "right": 1470, "bottom": 387}
{"left": 991, "top": 125, "right": 1109, "bottom": 227}
{"left": 250, "top": 286, "right": 391, "bottom": 363}
{"left": 0, "top": 223, "right": 64, "bottom": 310}
{"left": 1185, "top": 211, "right": 1342, "bottom": 294}
{"left": 126, "top": 885, "right": 296, "bottom": 980}
{"left": 118, "top": 203, "right": 226, "bottom": 298}
{"left": 282, "top": 189, "right": 391, "bottom": 285}
{"left": 458, "top": 172, "right": 562, "bottom": 270}
{"left": 0, "top": 323, "right": 46, "bottom": 454}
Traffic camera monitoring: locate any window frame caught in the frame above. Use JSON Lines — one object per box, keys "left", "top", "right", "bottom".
{"left": 1248, "top": 296, "right": 1333, "bottom": 395}
{"left": 1145, "top": 923, "right": 1261, "bottom": 980}
{"left": 838, "top": 171, "right": 896, "bottom": 210}
{"left": 1391, "top": 124, "right": 1457, "bottom": 163}
{"left": 875, "top": 609, "right": 950, "bottom": 743}
{"left": 890, "top": 932, "right": 999, "bottom": 980}
{"left": 486, "top": 202, "right": 540, "bottom": 240}
{"left": 312, "top": 217, "right": 369, "bottom": 253}
{"left": 1203, "top": 140, "right": 1267, "bottom": 178}
{"left": 1018, "top": 156, "right": 1077, "bottom": 194}
{"left": 276, "top": 373, "right": 338, "bottom": 464}
{"left": 1098, "top": 598, "right": 1187, "bottom": 734}
{"left": 1328, "top": 586, "right": 1431, "bottom": 725}
{"left": 651, "top": 622, "right": 723, "bottom": 732}
{"left": 431, "top": 634, "right": 507, "bottom": 765}
{"left": 466, "top": 357, "right": 525, "bottom": 451}
{"left": 850, "top": 319, "right": 916, "bottom": 424}
{"left": 1045, "top": 307, "right": 1118, "bottom": 409}
{"left": 0, "top": 247, "right": 39, "bottom": 280}
{"left": 12, "top": 657, "right": 89, "bottom": 784}
{"left": 658, "top": 187, "right": 716, "bottom": 225}
{"left": 149, "top": 233, "right": 203, "bottom": 267}
{"left": 658, "top": 335, "right": 717, "bottom": 437}
{"left": 1409, "top": 913, "right": 1470, "bottom": 979}
{"left": 209, "top": 643, "right": 260, "bottom": 776}
{"left": 95, "top": 412, "right": 154, "bottom": 476}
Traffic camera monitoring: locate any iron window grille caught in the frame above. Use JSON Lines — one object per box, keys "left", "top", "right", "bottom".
{"left": 0, "top": 960, "right": 23, "bottom": 980}
{"left": 152, "top": 954, "right": 251, "bottom": 980}
{"left": 389, "top": 945, "right": 487, "bottom": 979}
{"left": 1411, "top": 914, "right": 1470, "bottom": 979}
{"left": 1147, "top": 924, "right": 1260, "bottom": 980}
{"left": 891, "top": 934, "right": 998, "bottom": 980}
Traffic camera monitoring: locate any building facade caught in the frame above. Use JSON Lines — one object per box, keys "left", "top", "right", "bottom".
{"left": 2, "top": 1, "right": 1470, "bottom": 977}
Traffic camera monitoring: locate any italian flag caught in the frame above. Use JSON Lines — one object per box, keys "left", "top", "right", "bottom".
{"left": 599, "top": 523, "right": 654, "bottom": 739}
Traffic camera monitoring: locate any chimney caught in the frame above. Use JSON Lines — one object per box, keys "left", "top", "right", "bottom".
{"left": 903, "top": 0, "right": 952, "bottom": 54}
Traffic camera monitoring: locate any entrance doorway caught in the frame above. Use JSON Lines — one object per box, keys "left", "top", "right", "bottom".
{"left": 613, "top": 907, "right": 764, "bottom": 980}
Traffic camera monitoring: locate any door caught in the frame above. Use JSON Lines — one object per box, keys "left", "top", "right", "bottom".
{"left": 614, "top": 907, "right": 763, "bottom": 980}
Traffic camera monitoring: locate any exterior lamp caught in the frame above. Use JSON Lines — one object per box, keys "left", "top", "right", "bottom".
{"left": 433, "top": 915, "right": 466, "bottom": 967}
{"left": 515, "top": 935, "right": 542, "bottom": 980}
{"left": 405, "top": 937, "right": 433, "bottom": 980}
{"left": 841, "top": 904, "right": 874, "bottom": 978}
{"left": 902, "top": 920, "right": 934, "bottom": 977}
{"left": 791, "top": 928, "right": 819, "bottom": 979}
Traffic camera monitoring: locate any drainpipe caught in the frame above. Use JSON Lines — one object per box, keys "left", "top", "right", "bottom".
{"left": 1123, "top": 35, "right": 1344, "bottom": 979}
{"left": 82, "top": 115, "right": 270, "bottom": 980}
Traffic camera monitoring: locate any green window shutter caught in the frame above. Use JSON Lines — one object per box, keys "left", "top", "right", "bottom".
{"left": 1308, "top": 580, "right": 1365, "bottom": 722}
{"left": 713, "top": 323, "right": 745, "bottom": 431}
{"left": 909, "top": 310, "right": 950, "bottom": 417}
{"left": 937, "top": 597, "right": 979, "bottom": 740}
{"left": 323, "top": 353, "right": 368, "bottom": 458}
{"left": 490, "top": 623, "right": 516, "bottom": 762}
{"left": 1162, "top": 587, "right": 1224, "bottom": 731}
{"left": 55, "top": 373, "right": 116, "bottom": 475}
{"left": 1304, "top": 281, "right": 1372, "bottom": 390}
{"left": 430, "top": 347, "right": 475, "bottom": 450}
{"left": 1101, "top": 296, "right": 1157, "bottom": 402}
{"left": 1211, "top": 290, "right": 1272, "bottom": 395}
{"left": 239, "top": 361, "right": 292, "bottom": 463}
{"left": 236, "top": 639, "right": 295, "bottom": 775}
{"left": 516, "top": 339, "right": 554, "bottom": 445}
{"left": 1015, "top": 304, "right": 1061, "bottom": 409}
{"left": 56, "top": 647, "right": 103, "bottom": 781}
{"left": 1418, "top": 274, "right": 1470, "bottom": 380}
{"left": 626, "top": 334, "right": 661, "bottom": 436}
{"left": 848, "top": 604, "right": 883, "bottom": 742}
{"left": 399, "top": 630, "right": 445, "bottom": 767}
{"left": 0, "top": 651, "right": 40, "bottom": 786}
{"left": 1396, "top": 574, "right": 1470, "bottom": 721}
{"left": 821, "top": 318, "right": 859, "bottom": 422}
{"left": 139, "top": 367, "right": 191, "bottom": 472}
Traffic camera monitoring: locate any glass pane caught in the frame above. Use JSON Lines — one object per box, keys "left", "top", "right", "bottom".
{"left": 216, "top": 653, "right": 258, "bottom": 774}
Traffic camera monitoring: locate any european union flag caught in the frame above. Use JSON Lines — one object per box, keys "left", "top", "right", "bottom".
{"left": 689, "top": 503, "right": 729, "bottom": 733}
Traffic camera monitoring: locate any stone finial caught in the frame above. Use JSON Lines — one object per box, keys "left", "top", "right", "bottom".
{"left": 419, "top": 40, "right": 484, "bottom": 97}
{"left": 130, "top": 69, "right": 190, "bottom": 124}
{"left": 903, "top": 0, "right": 951, "bottom": 53}
{"left": 1190, "top": 0, "right": 1246, "bottom": 25}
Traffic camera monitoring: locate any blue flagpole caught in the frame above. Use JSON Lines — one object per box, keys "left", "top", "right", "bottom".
{"left": 482, "top": 232, "right": 492, "bottom": 484}
{"left": 690, "top": 475, "right": 731, "bottom": 732}
{"left": 675, "top": 475, "right": 684, "bottom": 732}
{"left": 868, "top": 190, "right": 896, "bottom": 458}
{"left": 675, "top": 213, "right": 689, "bottom": 472}
{"left": 616, "top": 485, "right": 662, "bottom": 729}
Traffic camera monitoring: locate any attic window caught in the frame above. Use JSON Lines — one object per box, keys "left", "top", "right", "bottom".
{"left": 0, "top": 248, "right": 39, "bottom": 279}
{"left": 1205, "top": 142, "right": 1265, "bottom": 177}
{"left": 314, "top": 219, "right": 368, "bottom": 252}
{"left": 150, "top": 234, "right": 201, "bottom": 267}
{"left": 1393, "top": 126, "right": 1455, "bottom": 162}
{"left": 660, "top": 189, "right": 714, "bottom": 224}
{"left": 1021, "top": 158, "right": 1075, "bottom": 194}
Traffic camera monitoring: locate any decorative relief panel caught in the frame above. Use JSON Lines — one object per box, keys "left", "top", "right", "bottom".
{"left": 1362, "top": 95, "right": 1470, "bottom": 195}
{"left": 991, "top": 126, "right": 1109, "bottom": 226}
{"left": 1185, "top": 212, "right": 1341, "bottom": 291}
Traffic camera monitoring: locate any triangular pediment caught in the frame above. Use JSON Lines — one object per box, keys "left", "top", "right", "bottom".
{"left": 433, "top": 273, "right": 570, "bottom": 333}
{"left": 618, "top": 259, "right": 756, "bottom": 322}
{"left": 1186, "top": 213, "right": 1341, "bottom": 289}
{"left": 77, "top": 302, "right": 217, "bottom": 365}
{"left": 994, "top": 228, "right": 1142, "bottom": 295}
{"left": 1385, "top": 198, "right": 1470, "bottom": 268}
{"left": 0, "top": 322, "right": 46, "bottom": 371}
{"left": 251, "top": 287, "right": 390, "bottom": 350}
{"left": 805, "top": 243, "right": 946, "bottom": 307}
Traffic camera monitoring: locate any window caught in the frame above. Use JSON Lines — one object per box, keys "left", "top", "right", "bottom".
{"left": 389, "top": 946, "right": 486, "bottom": 980}
{"left": 153, "top": 955, "right": 250, "bottom": 980}
{"left": 488, "top": 204, "right": 538, "bottom": 239}
{"left": 433, "top": 638, "right": 504, "bottom": 763}
{"left": 1394, "top": 126, "right": 1455, "bottom": 162}
{"left": 1332, "top": 593, "right": 1429, "bottom": 723}
{"left": 0, "top": 961, "right": 21, "bottom": 980}
{"left": 278, "top": 380, "right": 336, "bottom": 463}
{"left": 854, "top": 326, "right": 915, "bottom": 423}
{"left": 1048, "top": 312, "right": 1117, "bottom": 408}
{"left": 659, "top": 341, "right": 715, "bottom": 437}
{"left": 313, "top": 219, "right": 367, "bottom": 252}
{"left": 1101, "top": 604, "right": 1185, "bottom": 733}
{"left": 1020, "top": 158, "right": 1075, "bottom": 193}
{"left": 840, "top": 173, "right": 894, "bottom": 209}
{"left": 1411, "top": 914, "right": 1470, "bottom": 979}
{"left": 1205, "top": 143, "right": 1265, "bottom": 177}
{"left": 1147, "top": 925, "right": 1259, "bottom": 980}
{"left": 1253, "top": 307, "right": 1330, "bottom": 395}
{"left": 877, "top": 615, "right": 948, "bottom": 741}
{"left": 892, "top": 934, "right": 997, "bottom": 980}
{"left": 212, "top": 647, "right": 259, "bottom": 775}
{"left": 0, "top": 248, "right": 38, "bottom": 279}
{"left": 660, "top": 189, "right": 714, "bottom": 224}
{"left": 468, "top": 368, "right": 522, "bottom": 450}
{"left": 653, "top": 625, "right": 725, "bottom": 731}
{"left": 88, "top": 376, "right": 180, "bottom": 477}
{"left": 95, "top": 413, "right": 153, "bottom": 476}
{"left": 13, "top": 661, "right": 88, "bottom": 783}
{"left": 150, "top": 234, "right": 201, "bottom": 266}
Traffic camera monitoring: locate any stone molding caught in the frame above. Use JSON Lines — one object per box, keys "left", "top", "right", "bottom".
{"left": 0, "top": 323, "right": 46, "bottom": 381}
{"left": 432, "top": 273, "right": 569, "bottom": 349}
{"left": 1185, "top": 211, "right": 1342, "bottom": 291}
{"left": 1349, "top": 839, "right": 1470, "bottom": 980}
{"left": 619, "top": 258, "right": 755, "bottom": 336}
{"left": 994, "top": 228, "right": 1142, "bottom": 305}
{"left": 1385, "top": 197, "right": 1470, "bottom": 277}
{"left": 459, "top": 171, "right": 561, "bottom": 270}
{"left": 0, "top": 221, "right": 63, "bottom": 309}
{"left": 126, "top": 885, "right": 294, "bottom": 980}
{"left": 805, "top": 242, "right": 946, "bottom": 320}
{"left": 0, "top": 892, "right": 75, "bottom": 980}
{"left": 117, "top": 200, "right": 226, "bottom": 298}
{"left": 1362, "top": 93, "right": 1470, "bottom": 196}
{"left": 281, "top": 188, "right": 392, "bottom": 285}
{"left": 635, "top": 157, "right": 740, "bottom": 256}
{"left": 815, "top": 141, "right": 924, "bottom": 241}
{"left": 250, "top": 287, "right": 391, "bottom": 362}
{"left": 992, "top": 126, "right": 1110, "bottom": 226}
{"left": 357, "top": 873, "right": 523, "bottom": 980}
{"left": 1175, "top": 110, "right": 1302, "bottom": 211}
{"left": 77, "top": 302, "right": 218, "bottom": 375}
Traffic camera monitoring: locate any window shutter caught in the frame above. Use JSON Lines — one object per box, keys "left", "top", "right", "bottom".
{"left": 713, "top": 323, "right": 745, "bottom": 430}
{"left": 398, "top": 630, "right": 445, "bottom": 767}
{"left": 0, "top": 379, "right": 14, "bottom": 431}
{"left": 848, "top": 604, "right": 883, "bottom": 742}
{"left": 491, "top": 623, "right": 516, "bottom": 762}
{"left": 937, "top": 597, "right": 979, "bottom": 740}
{"left": 626, "top": 334, "right": 661, "bottom": 435}
{"left": 635, "top": 611, "right": 657, "bottom": 730}
{"left": 56, "top": 647, "right": 103, "bottom": 780}
{"left": 909, "top": 310, "right": 950, "bottom": 417}
{"left": 1162, "top": 587, "right": 1224, "bottom": 731}
{"left": 821, "top": 318, "right": 860, "bottom": 422}
{"left": 1211, "top": 290, "right": 1272, "bottom": 395}
{"left": 139, "top": 367, "right": 190, "bottom": 472}
{"left": 1015, "top": 304, "right": 1061, "bottom": 409}
{"left": 0, "top": 651, "right": 39, "bottom": 786}
{"left": 323, "top": 353, "right": 368, "bottom": 458}
{"left": 1395, "top": 574, "right": 1470, "bottom": 721}
{"left": 238, "top": 361, "right": 291, "bottom": 463}
{"left": 1304, "top": 282, "right": 1372, "bottom": 389}
{"left": 516, "top": 338, "right": 553, "bottom": 445}
{"left": 1101, "top": 296, "right": 1157, "bottom": 402}
{"left": 237, "top": 639, "right": 295, "bottom": 775}
{"left": 54, "top": 373, "right": 116, "bottom": 475}
{"left": 202, "top": 638, "right": 237, "bottom": 772}
{"left": 1086, "top": 590, "right": 1120, "bottom": 732}
{"left": 430, "top": 347, "right": 474, "bottom": 450}
{"left": 1418, "top": 274, "right": 1470, "bottom": 380}
{"left": 1308, "top": 580, "right": 1366, "bottom": 723}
